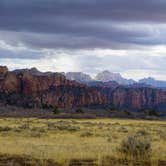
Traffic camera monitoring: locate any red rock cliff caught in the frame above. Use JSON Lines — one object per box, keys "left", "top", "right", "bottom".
{"left": 0, "top": 66, "right": 107, "bottom": 108}
{"left": 106, "top": 87, "right": 166, "bottom": 110}
{"left": 1, "top": 66, "right": 166, "bottom": 111}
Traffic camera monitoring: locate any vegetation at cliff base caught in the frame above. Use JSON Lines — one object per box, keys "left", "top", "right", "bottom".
{"left": 53, "top": 105, "right": 60, "bottom": 114}
{"left": 145, "top": 109, "right": 161, "bottom": 116}
{"left": 75, "top": 108, "right": 84, "bottom": 113}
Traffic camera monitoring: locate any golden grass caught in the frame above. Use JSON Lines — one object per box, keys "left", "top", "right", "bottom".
{"left": 0, "top": 118, "right": 165, "bottom": 165}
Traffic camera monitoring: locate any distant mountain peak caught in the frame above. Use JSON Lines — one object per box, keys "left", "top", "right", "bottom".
{"left": 66, "top": 72, "right": 93, "bottom": 83}
{"left": 143, "top": 77, "right": 155, "bottom": 80}
{"left": 139, "top": 77, "right": 166, "bottom": 88}
{"left": 96, "top": 71, "right": 135, "bottom": 85}
{"left": 65, "top": 70, "right": 136, "bottom": 85}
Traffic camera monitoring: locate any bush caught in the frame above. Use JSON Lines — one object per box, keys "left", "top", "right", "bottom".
{"left": 57, "top": 125, "right": 80, "bottom": 132}
{"left": 80, "top": 131, "right": 93, "bottom": 137}
{"left": 75, "top": 108, "right": 84, "bottom": 113}
{"left": 47, "top": 122, "right": 56, "bottom": 130}
{"left": 0, "top": 126, "right": 11, "bottom": 132}
{"left": 53, "top": 105, "right": 59, "bottom": 114}
{"left": 136, "top": 129, "right": 149, "bottom": 137}
{"left": 118, "top": 135, "right": 152, "bottom": 161}
{"left": 124, "top": 110, "right": 131, "bottom": 115}
{"left": 118, "top": 127, "right": 128, "bottom": 133}
{"left": 108, "top": 106, "right": 118, "bottom": 112}
{"left": 42, "top": 103, "right": 53, "bottom": 109}
{"left": 31, "top": 127, "right": 45, "bottom": 133}
{"left": 159, "top": 131, "right": 166, "bottom": 140}
{"left": 145, "top": 109, "right": 160, "bottom": 116}
{"left": 19, "top": 124, "right": 29, "bottom": 130}
{"left": 30, "top": 131, "right": 42, "bottom": 138}
{"left": 107, "top": 137, "right": 112, "bottom": 142}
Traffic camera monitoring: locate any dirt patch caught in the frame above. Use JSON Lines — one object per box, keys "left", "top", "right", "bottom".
{"left": 158, "top": 161, "right": 166, "bottom": 166}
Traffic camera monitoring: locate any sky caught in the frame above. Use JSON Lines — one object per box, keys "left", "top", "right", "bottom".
{"left": 1, "top": 0, "right": 166, "bottom": 81}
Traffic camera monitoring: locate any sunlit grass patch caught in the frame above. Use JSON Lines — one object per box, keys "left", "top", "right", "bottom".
{"left": 0, "top": 118, "right": 164, "bottom": 165}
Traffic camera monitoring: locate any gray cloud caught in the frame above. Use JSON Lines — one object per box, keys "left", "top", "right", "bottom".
{"left": 1, "top": 0, "right": 166, "bottom": 23}
{"left": 0, "top": 0, "right": 166, "bottom": 50}
{"left": 75, "top": 54, "right": 166, "bottom": 75}
{"left": 1, "top": 0, "right": 166, "bottom": 80}
{"left": 0, "top": 49, "right": 43, "bottom": 59}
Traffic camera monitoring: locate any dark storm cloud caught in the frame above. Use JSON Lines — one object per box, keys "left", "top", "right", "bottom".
{"left": 1, "top": 0, "right": 166, "bottom": 23}
{"left": 0, "top": 0, "right": 166, "bottom": 50}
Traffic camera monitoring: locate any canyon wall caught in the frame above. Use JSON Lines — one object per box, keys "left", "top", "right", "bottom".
{"left": 1, "top": 66, "right": 166, "bottom": 111}
{"left": 0, "top": 66, "right": 106, "bottom": 108}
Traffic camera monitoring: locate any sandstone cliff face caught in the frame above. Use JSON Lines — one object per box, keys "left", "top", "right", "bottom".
{"left": 0, "top": 66, "right": 106, "bottom": 108}
{"left": 0, "top": 66, "right": 8, "bottom": 76}
{"left": 39, "top": 86, "right": 106, "bottom": 108}
{"left": 102, "top": 87, "right": 166, "bottom": 110}
{"left": 0, "top": 66, "right": 20, "bottom": 93}
{"left": 1, "top": 66, "right": 166, "bottom": 111}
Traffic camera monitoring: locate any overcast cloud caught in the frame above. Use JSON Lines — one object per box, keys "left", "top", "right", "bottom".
{"left": 0, "top": 0, "right": 166, "bottom": 80}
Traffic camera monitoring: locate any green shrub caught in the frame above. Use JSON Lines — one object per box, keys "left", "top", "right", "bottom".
{"left": 118, "top": 135, "right": 152, "bottom": 161}
{"left": 118, "top": 127, "right": 128, "bottom": 133}
{"left": 30, "top": 131, "right": 42, "bottom": 138}
{"left": 47, "top": 122, "right": 56, "bottom": 130}
{"left": 124, "top": 110, "right": 131, "bottom": 115}
{"left": 145, "top": 109, "right": 160, "bottom": 116}
{"left": 31, "top": 127, "right": 45, "bottom": 133}
{"left": 108, "top": 106, "right": 118, "bottom": 112}
{"left": 107, "top": 137, "right": 112, "bottom": 142}
{"left": 42, "top": 103, "right": 48, "bottom": 109}
{"left": 158, "top": 131, "right": 166, "bottom": 140}
{"left": 75, "top": 108, "right": 84, "bottom": 113}
{"left": 19, "top": 124, "right": 29, "bottom": 130}
{"left": 53, "top": 105, "right": 60, "bottom": 114}
{"left": 57, "top": 125, "right": 80, "bottom": 132}
{"left": 136, "top": 129, "right": 149, "bottom": 137}
{"left": 0, "top": 126, "right": 12, "bottom": 132}
{"left": 42, "top": 103, "right": 53, "bottom": 109}
{"left": 80, "top": 131, "right": 93, "bottom": 137}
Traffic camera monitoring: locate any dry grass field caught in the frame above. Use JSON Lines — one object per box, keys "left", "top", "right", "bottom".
{"left": 0, "top": 118, "right": 165, "bottom": 166}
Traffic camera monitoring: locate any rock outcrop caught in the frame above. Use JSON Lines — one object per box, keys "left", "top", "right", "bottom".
{"left": 0, "top": 66, "right": 8, "bottom": 79}
{"left": 108, "top": 87, "right": 166, "bottom": 110}
{"left": 0, "top": 66, "right": 106, "bottom": 108}
{"left": 1, "top": 66, "right": 166, "bottom": 112}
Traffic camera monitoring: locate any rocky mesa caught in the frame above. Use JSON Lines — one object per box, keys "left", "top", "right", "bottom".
{"left": 100, "top": 86, "right": 166, "bottom": 111}
{"left": 0, "top": 66, "right": 166, "bottom": 112}
{"left": 0, "top": 66, "right": 106, "bottom": 108}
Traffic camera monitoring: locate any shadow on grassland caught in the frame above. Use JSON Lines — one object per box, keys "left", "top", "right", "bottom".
{"left": 0, "top": 154, "right": 165, "bottom": 166}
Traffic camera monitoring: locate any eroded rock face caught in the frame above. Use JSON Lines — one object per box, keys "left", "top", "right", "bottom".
{"left": 102, "top": 87, "right": 166, "bottom": 110}
{"left": 0, "top": 73, "right": 20, "bottom": 93}
{"left": 39, "top": 86, "right": 106, "bottom": 108}
{"left": 0, "top": 66, "right": 20, "bottom": 93}
{"left": 0, "top": 68, "right": 107, "bottom": 108}
{"left": 1, "top": 66, "right": 166, "bottom": 111}
{"left": 0, "top": 66, "right": 8, "bottom": 78}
